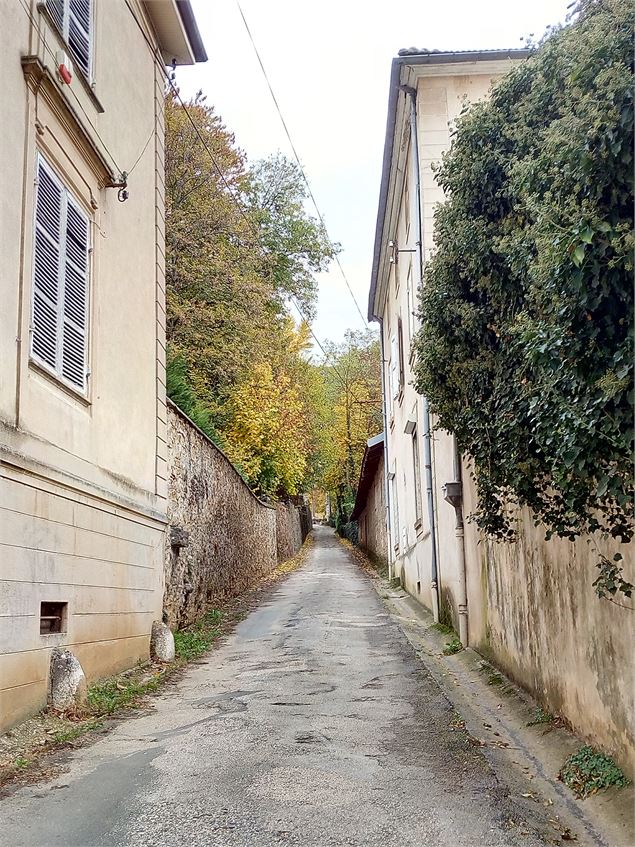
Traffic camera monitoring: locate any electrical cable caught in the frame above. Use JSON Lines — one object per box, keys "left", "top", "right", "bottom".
{"left": 17, "top": 0, "right": 126, "bottom": 180}
{"left": 235, "top": 1, "right": 369, "bottom": 328}
{"left": 23, "top": 0, "right": 357, "bottom": 392}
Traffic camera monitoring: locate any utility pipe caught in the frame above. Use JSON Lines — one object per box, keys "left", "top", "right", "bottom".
{"left": 401, "top": 83, "right": 440, "bottom": 620}
{"left": 378, "top": 317, "right": 394, "bottom": 581}
{"left": 452, "top": 435, "right": 469, "bottom": 647}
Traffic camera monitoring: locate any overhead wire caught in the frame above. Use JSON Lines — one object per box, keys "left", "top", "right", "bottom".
{"left": 17, "top": 0, "right": 126, "bottom": 180}
{"left": 235, "top": 0, "right": 369, "bottom": 329}
{"left": 21, "top": 0, "right": 355, "bottom": 391}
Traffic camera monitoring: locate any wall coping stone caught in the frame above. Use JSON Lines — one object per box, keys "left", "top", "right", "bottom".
{"left": 167, "top": 399, "right": 276, "bottom": 511}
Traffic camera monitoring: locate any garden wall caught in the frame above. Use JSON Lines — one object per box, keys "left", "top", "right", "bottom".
{"left": 164, "top": 402, "right": 308, "bottom": 628}
{"left": 462, "top": 476, "right": 635, "bottom": 776}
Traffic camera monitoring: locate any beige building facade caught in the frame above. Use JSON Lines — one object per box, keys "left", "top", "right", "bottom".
{"left": 369, "top": 49, "right": 635, "bottom": 773}
{"left": 0, "top": 0, "right": 205, "bottom": 730}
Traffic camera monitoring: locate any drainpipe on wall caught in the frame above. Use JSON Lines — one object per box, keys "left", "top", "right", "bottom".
{"left": 378, "top": 317, "right": 394, "bottom": 582}
{"left": 442, "top": 435, "right": 469, "bottom": 646}
{"left": 401, "top": 82, "right": 440, "bottom": 621}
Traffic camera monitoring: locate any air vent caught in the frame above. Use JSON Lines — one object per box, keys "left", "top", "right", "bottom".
{"left": 40, "top": 601, "right": 68, "bottom": 634}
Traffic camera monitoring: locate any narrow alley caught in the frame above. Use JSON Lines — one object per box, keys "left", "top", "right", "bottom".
{"left": 3, "top": 527, "right": 559, "bottom": 847}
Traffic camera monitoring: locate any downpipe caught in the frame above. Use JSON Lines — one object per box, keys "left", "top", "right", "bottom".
{"left": 442, "top": 435, "right": 469, "bottom": 647}
{"left": 402, "top": 83, "right": 440, "bottom": 620}
{"left": 378, "top": 317, "right": 394, "bottom": 582}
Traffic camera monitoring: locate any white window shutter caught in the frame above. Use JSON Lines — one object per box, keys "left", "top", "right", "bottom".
{"left": 390, "top": 335, "right": 399, "bottom": 400}
{"left": 32, "top": 159, "right": 63, "bottom": 372}
{"left": 61, "top": 198, "right": 89, "bottom": 391}
{"left": 32, "top": 154, "right": 90, "bottom": 394}
{"left": 68, "top": 0, "right": 91, "bottom": 78}
{"left": 46, "top": 0, "right": 64, "bottom": 32}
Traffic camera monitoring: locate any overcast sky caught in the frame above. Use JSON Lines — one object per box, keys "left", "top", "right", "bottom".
{"left": 176, "top": 0, "right": 571, "bottom": 351}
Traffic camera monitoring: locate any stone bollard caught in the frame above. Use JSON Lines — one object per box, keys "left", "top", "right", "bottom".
{"left": 48, "top": 648, "right": 87, "bottom": 712}
{"left": 150, "top": 620, "right": 175, "bottom": 662}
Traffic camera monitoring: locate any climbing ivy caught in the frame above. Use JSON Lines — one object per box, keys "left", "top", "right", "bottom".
{"left": 413, "top": 0, "right": 634, "bottom": 565}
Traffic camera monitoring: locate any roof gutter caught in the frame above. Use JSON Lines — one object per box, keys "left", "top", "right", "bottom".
{"left": 367, "top": 49, "right": 530, "bottom": 322}
{"left": 176, "top": 0, "right": 208, "bottom": 62}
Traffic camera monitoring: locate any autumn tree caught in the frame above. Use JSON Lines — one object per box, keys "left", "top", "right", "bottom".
{"left": 316, "top": 330, "right": 383, "bottom": 529}
{"left": 165, "top": 90, "right": 336, "bottom": 495}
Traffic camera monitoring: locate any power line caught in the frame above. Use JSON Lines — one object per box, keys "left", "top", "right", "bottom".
{"left": 235, "top": 1, "right": 369, "bottom": 329}
{"left": 17, "top": 0, "right": 127, "bottom": 179}
{"left": 23, "top": 0, "right": 355, "bottom": 391}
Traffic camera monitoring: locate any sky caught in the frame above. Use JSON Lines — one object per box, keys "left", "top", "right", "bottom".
{"left": 175, "top": 0, "right": 572, "bottom": 351}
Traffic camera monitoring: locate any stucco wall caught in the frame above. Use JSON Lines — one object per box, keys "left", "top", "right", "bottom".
{"left": 0, "top": 1, "right": 168, "bottom": 732}
{"left": 359, "top": 454, "right": 388, "bottom": 564}
{"left": 165, "top": 404, "right": 308, "bottom": 629}
{"left": 462, "top": 477, "right": 635, "bottom": 774}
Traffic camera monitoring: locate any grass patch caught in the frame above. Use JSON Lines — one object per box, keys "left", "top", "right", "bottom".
{"left": 87, "top": 671, "right": 164, "bottom": 717}
{"left": 51, "top": 720, "right": 103, "bottom": 745}
{"left": 431, "top": 622, "right": 455, "bottom": 636}
{"left": 174, "top": 609, "right": 223, "bottom": 662}
{"left": 443, "top": 636, "right": 463, "bottom": 655}
{"left": 527, "top": 707, "right": 554, "bottom": 727}
{"left": 559, "top": 745, "right": 630, "bottom": 798}
{"left": 487, "top": 671, "right": 504, "bottom": 686}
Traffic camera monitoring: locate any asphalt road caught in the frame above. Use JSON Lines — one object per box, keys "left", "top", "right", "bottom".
{"left": 2, "top": 526, "right": 552, "bottom": 846}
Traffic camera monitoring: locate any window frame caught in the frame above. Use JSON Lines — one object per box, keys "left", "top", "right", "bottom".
{"left": 46, "top": 0, "right": 94, "bottom": 84}
{"left": 30, "top": 152, "right": 92, "bottom": 399}
{"left": 411, "top": 425, "right": 423, "bottom": 527}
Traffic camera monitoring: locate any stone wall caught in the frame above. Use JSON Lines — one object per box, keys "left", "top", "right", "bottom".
{"left": 275, "top": 500, "right": 312, "bottom": 564}
{"left": 165, "top": 403, "right": 308, "bottom": 628}
{"left": 359, "top": 454, "right": 388, "bottom": 565}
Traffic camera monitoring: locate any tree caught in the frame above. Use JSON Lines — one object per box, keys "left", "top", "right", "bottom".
{"left": 413, "top": 0, "right": 634, "bottom": 588}
{"left": 164, "top": 90, "right": 336, "bottom": 498}
{"left": 316, "top": 330, "right": 383, "bottom": 530}
{"left": 245, "top": 153, "right": 337, "bottom": 319}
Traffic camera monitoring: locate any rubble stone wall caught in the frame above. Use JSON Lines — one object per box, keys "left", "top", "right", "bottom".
{"left": 165, "top": 403, "right": 308, "bottom": 628}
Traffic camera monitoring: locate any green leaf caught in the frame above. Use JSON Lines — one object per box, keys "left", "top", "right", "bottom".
{"left": 572, "top": 244, "right": 586, "bottom": 266}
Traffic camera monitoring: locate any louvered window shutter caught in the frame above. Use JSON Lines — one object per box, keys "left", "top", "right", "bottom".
{"left": 61, "top": 198, "right": 89, "bottom": 390}
{"left": 46, "top": 0, "right": 92, "bottom": 80}
{"left": 68, "top": 0, "right": 91, "bottom": 79}
{"left": 32, "top": 160, "right": 63, "bottom": 372}
{"left": 390, "top": 335, "right": 399, "bottom": 400}
{"left": 46, "top": 0, "right": 64, "bottom": 32}
{"left": 32, "top": 155, "right": 90, "bottom": 394}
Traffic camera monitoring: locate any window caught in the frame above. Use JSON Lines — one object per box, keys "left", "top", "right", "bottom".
{"left": 390, "top": 333, "right": 399, "bottom": 401}
{"left": 31, "top": 154, "right": 90, "bottom": 394}
{"left": 411, "top": 426, "right": 423, "bottom": 525}
{"left": 406, "top": 263, "right": 417, "bottom": 343}
{"left": 397, "top": 317, "right": 405, "bottom": 393}
{"left": 46, "top": 0, "right": 92, "bottom": 80}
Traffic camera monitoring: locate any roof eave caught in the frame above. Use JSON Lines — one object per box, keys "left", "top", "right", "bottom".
{"left": 143, "top": 0, "right": 207, "bottom": 66}
{"left": 367, "top": 49, "right": 531, "bottom": 322}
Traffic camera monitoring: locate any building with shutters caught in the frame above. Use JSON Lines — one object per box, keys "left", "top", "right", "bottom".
{"left": 368, "top": 48, "right": 526, "bottom": 627}
{"left": 368, "top": 48, "right": 635, "bottom": 775}
{"left": 0, "top": 0, "right": 206, "bottom": 730}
